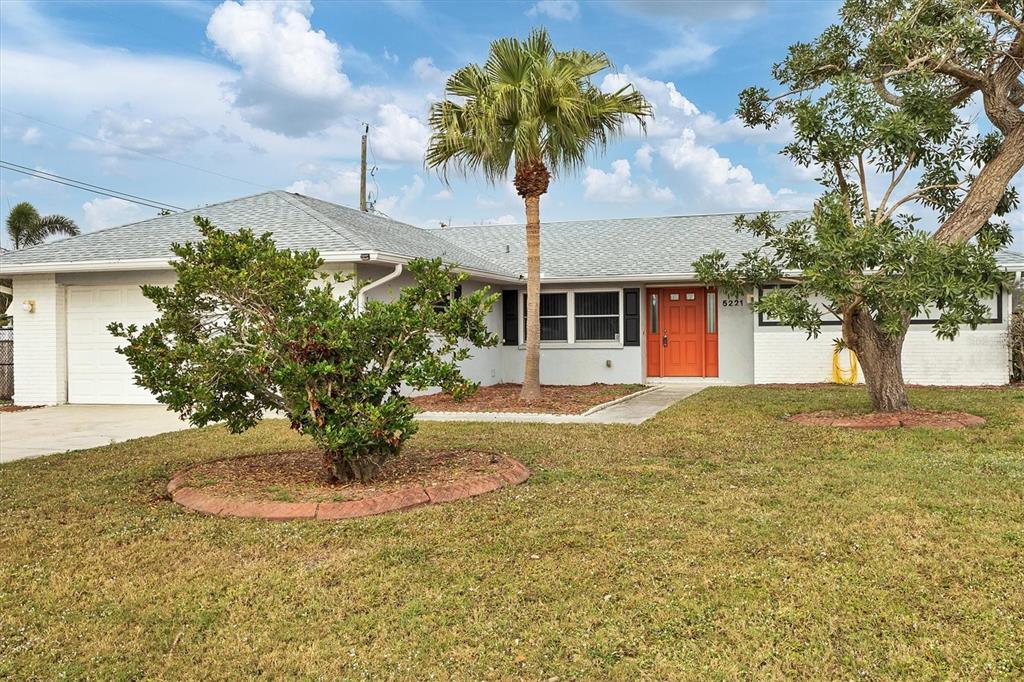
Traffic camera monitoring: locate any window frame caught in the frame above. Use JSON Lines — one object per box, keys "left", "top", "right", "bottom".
{"left": 518, "top": 288, "right": 624, "bottom": 347}
{"left": 573, "top": 290, "right": 622, "bottom": 342}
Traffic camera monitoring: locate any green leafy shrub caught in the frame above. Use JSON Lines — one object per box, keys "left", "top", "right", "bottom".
{"left": 110, "top": 217, "right": 498, "bottom": 482}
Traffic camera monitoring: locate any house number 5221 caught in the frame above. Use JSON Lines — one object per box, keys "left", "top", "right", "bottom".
{"left": 722, "top": 298, "right": 745, "bottom": 307}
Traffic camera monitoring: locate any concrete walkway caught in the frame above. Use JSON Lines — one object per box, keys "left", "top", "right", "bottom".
{"left": 0, "top": 405, "right": 192, "bottom": 464}
{"left": 416, "top": 384, "right": 705, "bottom": 425}
{"left": 0, "top": 385, "right": 705, "bottom": 464}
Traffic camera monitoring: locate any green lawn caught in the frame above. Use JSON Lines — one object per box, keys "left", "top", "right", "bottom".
{"left": 2, "top": 386, "right": 1022, "bottom": 679}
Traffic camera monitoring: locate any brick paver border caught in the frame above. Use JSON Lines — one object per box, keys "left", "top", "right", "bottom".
{"left": 168, "top": 456, "right": 530, "bottom": 521}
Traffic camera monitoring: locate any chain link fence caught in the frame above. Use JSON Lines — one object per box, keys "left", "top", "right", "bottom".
{"left": 0, "top": 327, "right": 12, "bottom": 399}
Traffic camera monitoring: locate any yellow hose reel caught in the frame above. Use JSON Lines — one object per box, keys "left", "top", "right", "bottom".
{"left": 832, "top": 345, "right": 859, "bottom": 384}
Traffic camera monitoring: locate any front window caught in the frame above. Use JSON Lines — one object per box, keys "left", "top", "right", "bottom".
{"left": 574, "top": 292, "right": 620, "bottom": 341}
{"left": 523, "top": 292, "right": 568, "bottom": 341}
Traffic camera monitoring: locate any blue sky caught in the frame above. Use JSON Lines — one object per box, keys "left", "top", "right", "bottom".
{"left": 1, "top": 0, "right": 1020, "bottom": 249}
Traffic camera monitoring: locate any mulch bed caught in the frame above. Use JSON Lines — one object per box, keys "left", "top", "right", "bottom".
{"left": 788, "top": 410, "right": 986, "bottom": 429}
{"left": 168, "top": 449, "right": 530, "bottom": 521}
{"left": 411, "top": 383, "right": 644, "bottom": 414}
{"left": 0, "top": 404, "right": 41, "bottom": 413}
{"left": 182, "top": 449, "right": 505, "bottom": 503}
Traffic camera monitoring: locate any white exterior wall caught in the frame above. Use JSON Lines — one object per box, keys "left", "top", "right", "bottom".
{"left": 356, "top": 264, "right": 503, "bottom": 387}
{"left": 10, "top": 274, "right": 67, "bottom": 405}
{"left": 714, "top": 291, "right": 755, "bottom": 384}
{"left": 752, "top": 289, "right": 1012, "bottom": 386}
{"left": 500, "top": 281, "right": 645, "bottom": 385}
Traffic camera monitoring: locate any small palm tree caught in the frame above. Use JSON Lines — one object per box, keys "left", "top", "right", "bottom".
{"left": 6, "top": 202, "right": 80, "bottom": 250}
{"left": 426, "top": 29, "right": 651, "bottom": 400}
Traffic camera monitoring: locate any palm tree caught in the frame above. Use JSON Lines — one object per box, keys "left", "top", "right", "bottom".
{"left": 426, "top": 29, "right": 651, "bottom": 400}
{"left": 6, "top": 202, "right": 80, "bottom": 250}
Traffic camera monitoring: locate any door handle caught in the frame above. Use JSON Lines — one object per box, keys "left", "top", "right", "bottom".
{"left": 662, "top": 334, "right": 668, "bottom": 348}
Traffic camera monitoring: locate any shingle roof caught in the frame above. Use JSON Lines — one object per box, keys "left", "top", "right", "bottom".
{"left": 2, "top": 192, "right": 1021, "bottom": 279}
{"left": 433, "top": 211, "right": 814, "bottom": 278}
{"left": 995, "top": 249, "right": 1024, "bottom": 266}
{"left": 0, "top": 191, "right": 511, "bottom": 276}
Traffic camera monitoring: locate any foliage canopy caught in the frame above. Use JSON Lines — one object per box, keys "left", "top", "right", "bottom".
{"left": 110, "top": 217, "right": 498, "bottom": 482}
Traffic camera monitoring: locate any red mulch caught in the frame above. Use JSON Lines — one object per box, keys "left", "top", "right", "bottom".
{"left": 181, "top": 449, "right": 506, "bottom": 503}
{"left": 410, "top": 383, "right": 643, "bottom": 415}
{"left": 0, "top": 404, "right": 40, "bottom": 413}
{"left": 788, "top": 410, "right": 986, "bottom": 429}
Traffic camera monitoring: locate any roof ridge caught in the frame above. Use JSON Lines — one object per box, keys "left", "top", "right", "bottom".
{"left": 1, "top": 190, "right": 282, "bottom": 256}
{"left": 444, "top": 209, "right": 811, "bottom": 230}
{"left": 273, "top": 192, "right": 365, "bottom": 249}
{"left": 290, "top": 193, "right": 519, "bottom": 277}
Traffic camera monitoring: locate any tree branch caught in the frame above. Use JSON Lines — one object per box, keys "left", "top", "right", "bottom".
{"left": 882, "top": 183, "right": 968, "bottom": 223}
{"left": 875, "top": 152, "right": 916, "bottom": 222}
{"left": 857, "top": 152, "right": 872, "bottom": 217}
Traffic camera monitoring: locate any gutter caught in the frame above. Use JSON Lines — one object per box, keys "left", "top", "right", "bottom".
{"left": 357, "top": 263, "right": 403, "bottom": 311}
{"left": 0, "top": 249, "right": 522, "bottom": 283}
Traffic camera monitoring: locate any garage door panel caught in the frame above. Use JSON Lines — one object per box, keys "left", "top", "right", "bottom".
{"left": 67, "top": 285, "right": 160, "bottom": 404}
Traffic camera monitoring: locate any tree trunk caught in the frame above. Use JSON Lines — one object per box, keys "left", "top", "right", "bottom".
{"left": 521, "top": 195, "right": 542, "bottom": 401}
{"left": 844, "top": 305, "right": 912, "bottom": 413}
{"left": 933, "top": 122, "right": 1024, "bottom": 244}
{"left": 322, "top": 450, "right": 385, "bottom": 484}
{"left": 514, "top": 160, "right": 550, "bottom": 403}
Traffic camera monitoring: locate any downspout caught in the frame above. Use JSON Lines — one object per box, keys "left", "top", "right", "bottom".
{"left": 357, "top": 263, "right": 403, "bottom": 312}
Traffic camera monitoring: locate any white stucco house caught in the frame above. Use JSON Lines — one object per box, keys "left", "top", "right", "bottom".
{"left": 1, "top": 190, "right": 1021, "bottom": 405}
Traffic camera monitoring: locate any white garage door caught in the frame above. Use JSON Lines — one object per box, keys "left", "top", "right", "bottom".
{"left": 66, "top": 285, "right": 160, "bottom": 404}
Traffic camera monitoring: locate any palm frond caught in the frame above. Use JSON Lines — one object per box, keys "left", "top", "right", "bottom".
{"left": 424, "top": 28, "right": 653, "bottom": 184}
{"left": 37, "top": 214, "right": 80, "bottom": 240}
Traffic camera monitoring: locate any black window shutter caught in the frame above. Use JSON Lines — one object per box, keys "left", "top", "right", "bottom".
{"left": 502, "top": 290, "right": 519, "bottom": 345}
{"left": 623, "top": 288, "right": 640, "bottom": 346}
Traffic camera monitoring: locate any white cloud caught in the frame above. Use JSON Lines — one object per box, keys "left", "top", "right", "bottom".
{"left": 286, "top": 166, "right": 361, "bottom": 205}
{"left": 643, "top": 34, "right": 717, "bottom": 73}
{"left": 81, "top": 197, "right": 154, "bottom": 232}
{"left": 383, "top": 48, "right": 399, "bottom": 64}
{"left": 482, "top": 214, "right": 516, "bottom": 225}
{"left": 432, "top": 189, "right": 452, "bottom": 200}
{"left": 658, "top": 129, "right": 775, "bottom": 208}
{"left": 634, "top": 144, "right": 653, "bottom": 171}
{"left": 647, "top": 182, "right": 675, "bottom": 202}
{"left": 374, "top": 175, "right": 425, "bottom": 218}
{"left": 372, "top": 104, "right": 430, "bottom": 163}
{"left": 583, "top": 159, "right": 675, "bottom": 203}
{"left": 584, "top": 159, "right": 643, "bottom": 203}
{"left": 21, "top": 127, "right": 42, "bottom": 145}
{"left": 601, "top": 71, "right": 792, "bottom": 144}
{"left": 71, "top": 106, "right": 208, "bottom": 158}
{"left": 412, "top": 56, "right": 444, "bottom": 84}
{"left": 527, "top": 0, "right": 580, "bottom": 20}
{"left": 206, "top": 0, "right": 367, "bottom": 136}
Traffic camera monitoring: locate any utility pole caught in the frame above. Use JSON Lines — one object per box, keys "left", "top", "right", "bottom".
{"left": 359, "top": 124, "right": 368, "bottom": 212}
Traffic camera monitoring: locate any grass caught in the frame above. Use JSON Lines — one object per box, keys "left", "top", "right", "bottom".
{"left": 1, "top": 385, "right": 1022, "bottom": 679}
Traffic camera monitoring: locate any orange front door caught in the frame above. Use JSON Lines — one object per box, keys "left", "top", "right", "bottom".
{"left": 661, "top": 288, "right": 704, "bottom": 377}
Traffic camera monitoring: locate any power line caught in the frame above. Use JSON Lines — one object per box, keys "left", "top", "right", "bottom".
{"left": 0, "top": 161, "right": 186, "bottom": 212}
{"left": 0, "top": 161, "right": 183, "bottom": 211}
{"left": 0, "top": 108, "right": 273, "bottom": 191}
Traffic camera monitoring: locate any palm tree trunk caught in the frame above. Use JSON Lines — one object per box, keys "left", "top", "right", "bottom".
{"left": 521, "top": 194, "right": 542, "bottom": 401}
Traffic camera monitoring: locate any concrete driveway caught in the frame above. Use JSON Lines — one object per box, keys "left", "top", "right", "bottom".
{"left": 0, "top": 405, "right": 192, "bottom": 464}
